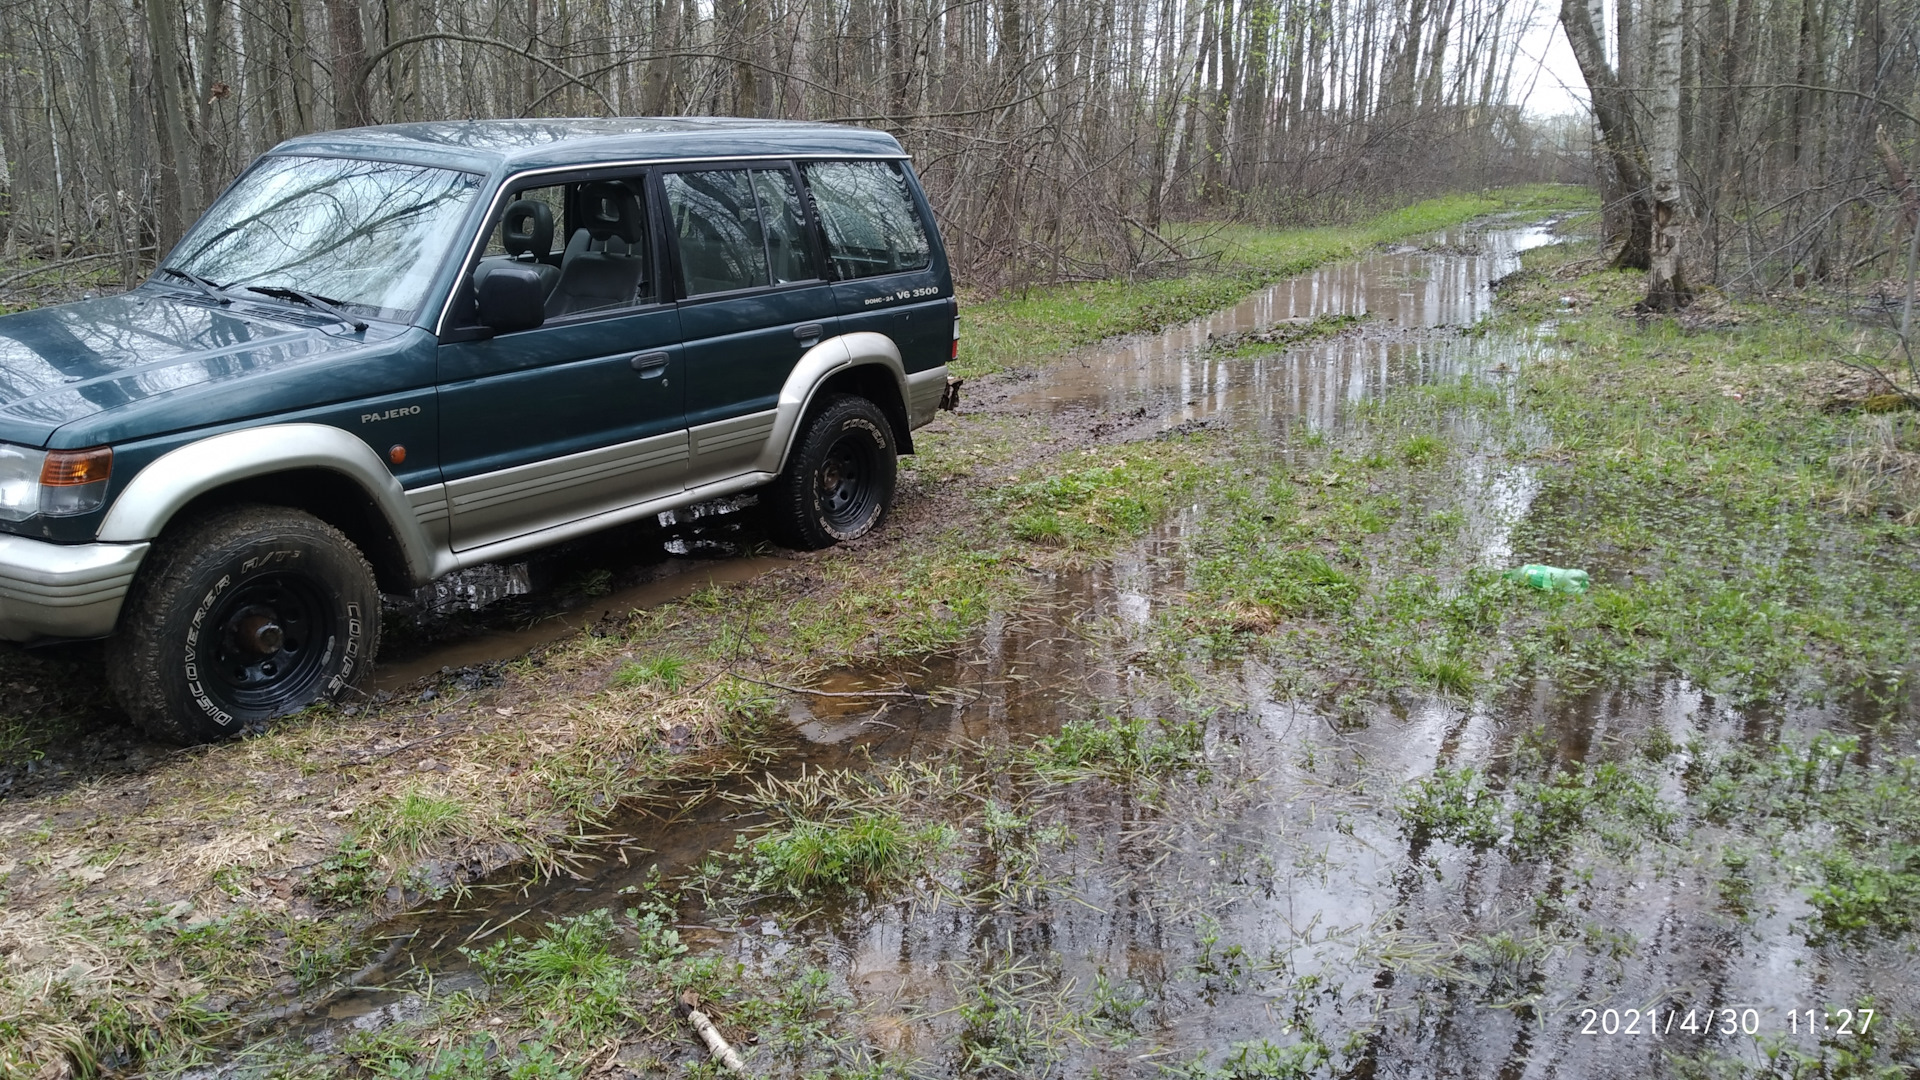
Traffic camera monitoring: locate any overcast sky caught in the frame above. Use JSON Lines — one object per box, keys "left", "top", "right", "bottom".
{"left": 1515, "top": 2, "right": 1592, "bottom": 118}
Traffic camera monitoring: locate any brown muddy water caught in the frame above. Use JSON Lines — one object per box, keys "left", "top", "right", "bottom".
{"left": 226, "top": 222, "right": 1919, "bottom": 1077}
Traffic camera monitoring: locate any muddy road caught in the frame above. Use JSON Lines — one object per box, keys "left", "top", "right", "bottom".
{"left": 12, "top": 218, "right": 1918, "bottom": 1079}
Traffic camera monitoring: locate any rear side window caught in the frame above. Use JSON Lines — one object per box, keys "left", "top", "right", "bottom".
{"left": 665, "top": 167, "right": 819, "bottom": 297}
{"left": 803, "top": 161, "right": 931, "bottom": 280}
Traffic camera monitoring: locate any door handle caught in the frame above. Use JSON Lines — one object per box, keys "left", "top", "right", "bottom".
{"left": 793, "top": 323, "right": 824, "bottom": 346}
{"left": 630, "top": 351, "right": 669, "bottom": 378}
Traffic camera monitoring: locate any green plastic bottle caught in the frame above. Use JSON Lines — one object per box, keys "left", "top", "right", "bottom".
{"left": 1505, "top": 564, "right": 1590, "bottom": 594}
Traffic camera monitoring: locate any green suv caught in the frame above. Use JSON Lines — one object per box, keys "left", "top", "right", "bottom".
{"left": 0, "top": 118, "right": 957, "bottom": 743}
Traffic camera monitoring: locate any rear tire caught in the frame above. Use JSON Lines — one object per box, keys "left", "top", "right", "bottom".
{"left": 106, "top": 505, "right": 380, "bottom": 745}
{"left": 764, "top": 394, "right": 897, "bottom": 551}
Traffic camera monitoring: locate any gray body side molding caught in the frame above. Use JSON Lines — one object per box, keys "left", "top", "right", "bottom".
{"left": 97, "top": 423, "right": 438, "bottom": 585}
{"left": 752, "top": 331, "right": 911, "bottom": 475}
{"left": 86, "top": 345, "right": 946, "bottom": 603}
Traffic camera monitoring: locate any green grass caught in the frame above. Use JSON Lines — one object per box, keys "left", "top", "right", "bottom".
{"left": 610, "top": 652, "right": 690, "bottom": 691}
{"left": 998, "top": 454, "right": 1196, "bottom": 549}
{"left": 749, "top": 813, "right": 949, "bottom": 895}
{"left": 1392, "top": 730, "right": 1920, "bottom": 952}
{"left": 1395, "top": 754, "right": 1678, "bottom": 859}
{"left": 1398, "top": 766, "right": 1504, "bottom": 849}
{"left": 714, "top": 431, "right": 1221, "bottom": 672}
{"left": 362, "top": 786, "right": 474, "bottom": 856}
{"left": 306, "top": 839, "right": 380, "bottom": 906}
{"left": 1029, "top": 715, "right": 1207, "bottom": 782}
{"left": 1691, "top": 734, "right": 1920, "bottom": 941}
{"left": 1205, "top": 312, "right": 1367, "bottom": 359}
{"left": 1139, "top": 232, "right": 1916, "bottom": 716}
{"left": 467, "top": 910, "right": 632, "bottom": 1042}
{"left": 958, "top": 185, "right": 1594, "bottom": 377}
{"left": 1490, "top": 247, "right": 1920, "bottom": 703}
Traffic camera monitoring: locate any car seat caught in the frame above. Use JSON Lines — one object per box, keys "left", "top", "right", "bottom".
{"left": 547, "top": 182, "right": 648, "bottom": 318}
{"left": 472, "top": 199, "right": 560, "bottom": 298}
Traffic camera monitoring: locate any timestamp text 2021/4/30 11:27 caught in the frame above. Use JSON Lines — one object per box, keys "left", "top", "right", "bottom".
{"left": 1575, "top": 1007, "right": 1877, "bottom": 1038}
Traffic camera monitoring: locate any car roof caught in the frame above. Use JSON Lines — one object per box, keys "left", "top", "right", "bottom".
{"left": 269, "top": 118, "right": 908, "bottom": 175}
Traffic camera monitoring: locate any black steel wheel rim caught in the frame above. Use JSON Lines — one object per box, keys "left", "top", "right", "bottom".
{"left": 816, "top": 428, "right": 882, "bottom": 531}
{"left": 205, "top": 571, "right": 335, "bottom": 713}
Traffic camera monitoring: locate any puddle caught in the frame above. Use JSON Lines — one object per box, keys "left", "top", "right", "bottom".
{"left": 1009, "top": 222, "right": 1559, "bottom": 428}
{"left": 238, "top": 220, "right": 1918, "bottom": 1075}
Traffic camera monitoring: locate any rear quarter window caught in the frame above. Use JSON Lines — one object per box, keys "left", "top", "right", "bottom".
{"left": 803, "top": 161, "right": 931, "bottom": 280}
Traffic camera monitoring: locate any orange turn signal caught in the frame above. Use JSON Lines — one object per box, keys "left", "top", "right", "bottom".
{"left": 40, "top": 447, "right": 112, "bottom": 487}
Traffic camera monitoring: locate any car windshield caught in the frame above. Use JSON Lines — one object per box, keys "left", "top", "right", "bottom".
{"left": 165, "top": 155, "right": 483, "bottom": 322}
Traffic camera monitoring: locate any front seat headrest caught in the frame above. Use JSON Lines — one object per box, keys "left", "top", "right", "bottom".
{"left": 501, "top": 199, "right": 554, "bottom": 260}
{"left": 577, "top": 182, "right": 645, "bottom": 244}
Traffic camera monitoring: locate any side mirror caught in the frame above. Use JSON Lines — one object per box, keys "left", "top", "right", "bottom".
{"left": 476, "top": 265, "right": 546, "bottom": 333}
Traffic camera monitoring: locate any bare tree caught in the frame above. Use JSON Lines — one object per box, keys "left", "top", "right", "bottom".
{"left": 1560, "top": 0, "right": 1919, "bottom": 294}
{"left": 0, "top": 0, "right": 1583, "bottom": 293}
{"left": 1643, "top": 0, "right": 1689, "bottom": 308}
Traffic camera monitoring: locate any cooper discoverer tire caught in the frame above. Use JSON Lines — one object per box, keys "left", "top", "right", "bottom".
{"left": 765, "top": 394, "right": 897, "bottom": 550}
{"left": 106, "top": 505, "right": 380, "bottom": 745}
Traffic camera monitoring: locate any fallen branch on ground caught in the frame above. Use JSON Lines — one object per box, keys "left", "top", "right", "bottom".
{"left": 678, "top": 991, "right": 748, "bottom": 1074}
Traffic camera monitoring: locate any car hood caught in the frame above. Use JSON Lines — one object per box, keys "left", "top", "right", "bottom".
{"left": 0, "top": 288, "right": 398, "bottom": 447}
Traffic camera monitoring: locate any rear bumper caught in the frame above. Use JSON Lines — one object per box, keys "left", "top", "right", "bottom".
{"left": 0, "top": 535, "right": 149, "bottom": 642}
{"left": 905, "top": 364, "right": 952, "bottom": 428}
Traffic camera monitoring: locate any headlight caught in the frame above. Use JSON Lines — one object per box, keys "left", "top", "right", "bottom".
{"left": 0, "top": 445, "right": 43, "bottom": 521}
{"left": 0, "top": 444, "right": 113, "bottom": 521}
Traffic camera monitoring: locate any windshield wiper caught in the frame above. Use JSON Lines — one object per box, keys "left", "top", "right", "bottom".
{"left": 159, "top": 267, "right": 231, "bottom": 305}
{"left": 244, "top": 286, "right": 369, "bottom": 332}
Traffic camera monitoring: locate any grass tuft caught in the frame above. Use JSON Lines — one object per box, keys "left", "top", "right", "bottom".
{"left": 1030, "top": 715, "right": 1207, "bottom": 781}
{"left": 611, "top": 653, "right": 690, "bottom": 691}
{"left": 750, "top": 813, "right": 949, "bottom": 895}
{"left": 363, "top": 786, "right": 473, "bottom": 857}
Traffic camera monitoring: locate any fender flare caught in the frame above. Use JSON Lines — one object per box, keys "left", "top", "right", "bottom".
{"left": 754, "top": 331, "right": 909, "bottom": 475}
{"left": 97, "top": 423, "right": 435, "bottom": 583}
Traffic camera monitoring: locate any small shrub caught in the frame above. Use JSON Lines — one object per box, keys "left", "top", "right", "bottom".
{"left": 1413, "top": 651, "right": 1475, "bottom": 696}
{"left": 466, "top": 910, "right": 630, "bottom": 1040}
{"left": 1399, "top": 433, "right": 1445, "bottom": 465}
{"left": 1509, "top": 761, "right": 1675, "bottom": 855}
{"left": 1807, "top": 846, "right": 1920, "bottom": 941}
{"left": 714, "top": 676, "right": 779, "bottom": 722}
{"left": 1033, "top": 716, "right": 1206, "bottom": 780}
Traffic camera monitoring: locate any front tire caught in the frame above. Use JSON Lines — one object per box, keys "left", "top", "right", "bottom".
{"left": 107, "top": 505, "right": 380, "bottom": 745}
{"left": 765, "top": 394, "right": 897, "bottom": 550}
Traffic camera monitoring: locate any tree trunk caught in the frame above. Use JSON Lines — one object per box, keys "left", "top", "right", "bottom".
{"left": 643, "top": 0, "right": 677, "bottom": 114}
{"left": 521, "top": 0, "right": 539, "bottom": 114}
{"left": 0, "top": 118, "right": 13, "bottom": 259}
{"left": 1643, "top": 0, "right": 1690, "bottom": 309}
{"left": 143, "top": 0, "right": 203, "bottom": 258}
{"left": 195, "top": 0, "right": 228, "bottom": 202}
{"left": 1560, "top": 0, "right": 1652, "bottom": 269}
{"left": 323, "top": 0, "right": 369, "bottom": 127}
